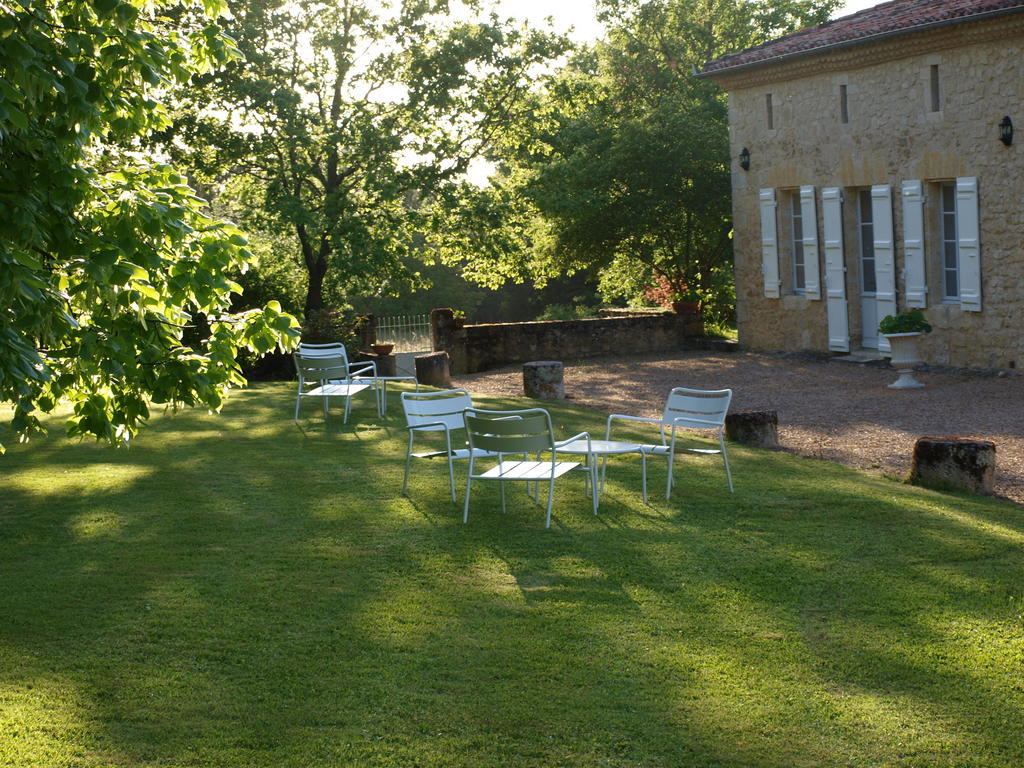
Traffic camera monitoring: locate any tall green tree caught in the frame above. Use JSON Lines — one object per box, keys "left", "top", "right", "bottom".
{"left": 0, "top": 0, "right": 298, "bottom": 449}
{"left": 166, "top": 0, "right": 569, "bottom": 318}
{"left": 474, "top": 0, "right": 838, "bottom": 321}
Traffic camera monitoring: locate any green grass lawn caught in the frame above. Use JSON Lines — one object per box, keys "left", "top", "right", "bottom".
{"left": 2, "top": 382, "right": 1024, "bottom": 767}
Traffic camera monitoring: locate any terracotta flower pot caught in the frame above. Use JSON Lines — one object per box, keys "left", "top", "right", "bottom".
{"left": 371, "top": 343, "right": 394, "bottom": 356}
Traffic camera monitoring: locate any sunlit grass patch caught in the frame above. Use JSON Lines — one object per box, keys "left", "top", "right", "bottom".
{"left": 2, "top": 382, "right": 1023, "bottom": 767}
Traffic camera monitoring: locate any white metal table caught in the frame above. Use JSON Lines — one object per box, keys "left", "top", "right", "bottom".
{"left": 555, "top": 439, "right": 650, "bottom": 507}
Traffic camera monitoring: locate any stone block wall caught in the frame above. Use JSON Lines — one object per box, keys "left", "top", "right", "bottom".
{"left": 429, "top": 308, "right": 705, "bottom": 375}
{"left": 712, "top": 15, "right": 1024, "bottom": 370}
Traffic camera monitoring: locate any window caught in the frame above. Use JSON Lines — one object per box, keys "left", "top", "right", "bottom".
{"left": 919, "top": 176, "right": 979, "bottom": 311}
{"left": 839, "top": 84, "right": 849, "bottom": 124}
{"left": 790, "top": 193, "right": 805, "bottom": 293}
{"left": 940, "top": 181, "right": 959, "bottom": 300}
{"left": 858, "top": 189, "right": 876, "bottom": 294}
{"left": 766, "top": 93, "right": 774, "bottom": 129}
{"left": 929, "top": 64, "right": 941, "bottom": 112}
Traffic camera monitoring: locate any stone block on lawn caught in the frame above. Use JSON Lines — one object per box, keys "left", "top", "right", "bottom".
{"left": 372, "top": 354, "right": 396, "bottom": 377}
{"left": 415, "top": 351, "right": 451, "bottom": 388}
{"left": 909, "top": 436, "right": 995, "bottom": 495}
{"left": 523, "top": 361, "right": 564, "bottom": 400}
{"left": 725, "top": 410, "right": 779, "bottom": 448}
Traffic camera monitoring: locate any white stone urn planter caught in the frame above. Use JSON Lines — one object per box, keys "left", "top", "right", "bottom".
{"left": 883, "top": 332, "right": 925, "bottom": 389}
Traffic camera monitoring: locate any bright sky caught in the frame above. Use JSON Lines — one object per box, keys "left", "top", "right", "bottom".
{"left": 493, "top": 0, "right": 886, "bottom": 42}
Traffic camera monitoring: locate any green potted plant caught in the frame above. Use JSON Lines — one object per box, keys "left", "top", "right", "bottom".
{"left": 670, "top": 288, "right": 702, "bottom": 315}
{"left": 878, "top": 309, "right": 932, "bottom": 335}
{"left": 878, "top": 310, "right": 931, "bottom": 389}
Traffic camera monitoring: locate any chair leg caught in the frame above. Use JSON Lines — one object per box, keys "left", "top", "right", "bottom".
{"left": 666, "top": 444, "right": 676, "bottom": 500}
{"left": 545, "top": 476, "right": 555, "bottom": 528}
{"left": 720, "top": 433, "right": 734, "bottom": 492}
{"left": 463, "top": 459, "right": 474, "bottom": 523}
{"left": 294, "top": 394, "right": 301, "bottom": 423}
{"left": 445, "top": 431, "right": 456, "bottom": 503}
{"left": 402, "top": 432, "right": 414, "bottom": 495}
{"left": 641, "top": 451, "right": 648, "bottom": 505}
{"left": 532, "top": 453, "right": 541, "bottom": 502}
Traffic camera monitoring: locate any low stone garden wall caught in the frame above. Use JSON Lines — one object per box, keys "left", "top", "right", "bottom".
{"left": 429, "top": 307, "right": 707, "bottom": 375}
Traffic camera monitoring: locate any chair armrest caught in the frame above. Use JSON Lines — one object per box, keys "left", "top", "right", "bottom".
{"left": 406, "top": 420, "right": 448, "bottom": 432}
{"left": 553, "top": 431, "right": 590, "bottom": 449}
{"left": 350, "top": 360, "right": 377, "bottom": 377}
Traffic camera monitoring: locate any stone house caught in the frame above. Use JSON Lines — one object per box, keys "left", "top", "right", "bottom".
{"left": 700, "top": 0, "right": 1023, "bottom": 369}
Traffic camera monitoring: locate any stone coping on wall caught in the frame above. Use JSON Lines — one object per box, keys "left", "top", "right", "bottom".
{"left": 597, "top": 307, "right": 673, "bottom": 317}
{"left": 429, "top": 308, "right": 707, "bottom": 374}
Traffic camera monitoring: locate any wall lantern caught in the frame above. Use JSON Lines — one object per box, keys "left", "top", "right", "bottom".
{"left": 999, "top": 115, "right": 1013, "bottom": 146}
{"left": 739, "top": 146, "right": 751, "bottom": 170}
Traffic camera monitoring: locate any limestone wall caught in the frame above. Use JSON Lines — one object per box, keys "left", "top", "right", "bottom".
{"left": 429, "top": 308, "right": 705, "bottom": 374}
{"left": 713, "top": 15, "right": 1024, "bottom": 370}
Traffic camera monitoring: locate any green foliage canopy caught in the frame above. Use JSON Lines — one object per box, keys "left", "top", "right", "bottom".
{"left": 0, "top": 0, "right": 299, "bottom": 450}
{"left": 166, "top": 0, "right": 571, "bottom": 317}
{"left": 467, "top": 0, "right": 838, "bottom": 320}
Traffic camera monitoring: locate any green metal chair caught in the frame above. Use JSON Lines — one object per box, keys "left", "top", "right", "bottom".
{"left": 462, "top": 407, "right": 594, "bottom": 528}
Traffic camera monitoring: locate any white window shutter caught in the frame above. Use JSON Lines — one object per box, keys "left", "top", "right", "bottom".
{"left": 871, "top": 185, "right": 897, "bottom": 353}
{"left": 957, "top": 176, "right": 982, "bottom": 311}
{"left": 799, "top": 185, "right": 821, "bottom": 299}
{"left": 901, "top": 180, "right": 928, "bottom": 308}
{"left": 759, "top": 188, "right": 781, "bottom": 298}
{"left": 822, "top": 187, "right": 849, "bottom": 351}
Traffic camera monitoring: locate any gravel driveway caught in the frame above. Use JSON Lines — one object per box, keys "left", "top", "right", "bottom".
{"left": 454, "top": 350, "right": 1024, "bottom": 505}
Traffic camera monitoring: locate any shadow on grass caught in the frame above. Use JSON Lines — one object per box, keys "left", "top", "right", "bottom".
{"left": 1, "top": 383, "right": 1023, "bottom": 766}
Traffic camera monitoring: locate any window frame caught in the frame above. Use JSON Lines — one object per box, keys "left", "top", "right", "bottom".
{"left": 790, "top": 192, "right": 806, "bottom": 294}
{"left": 939, "top": 180, "right": 960, "bottom": 302}
{"left": 857, "top": 189, "right": 877, "bottom": 295}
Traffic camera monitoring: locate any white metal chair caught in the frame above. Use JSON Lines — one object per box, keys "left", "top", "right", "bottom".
{"left": 293, "top": 352, "right": 375, "bottom": 424}
{"left": 605, "top": 387, "right": 733, "bottom": 498}
{"left": 299, "top": 342, "right": 378, "bottom": 385}
{"left": 296, "top": 342, "right": 380, "bottom": 417}
{"left": 400, "top": 388, "right": 482, "bottom": 502}
{"left": 463, "top": 407, "right": 594, "bottom": 528}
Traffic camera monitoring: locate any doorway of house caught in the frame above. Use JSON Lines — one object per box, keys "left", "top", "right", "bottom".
{"left": 857, "top": 189, "right": 879, "bottom": 349}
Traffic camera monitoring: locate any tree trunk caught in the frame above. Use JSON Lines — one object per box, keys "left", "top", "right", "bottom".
{"left": 304, "top": 266, "right": 327, "bottom": 317}
{"left": 298, "top": 224, "right": 329, "bottom": 317}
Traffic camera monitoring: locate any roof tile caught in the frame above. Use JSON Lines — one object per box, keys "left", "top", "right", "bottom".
{"left": 702, "top": 0, "right": 1024, "bottom": 74}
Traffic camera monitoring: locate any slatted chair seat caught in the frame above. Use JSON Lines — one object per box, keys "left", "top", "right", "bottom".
{"left": 409, "top": 446, "right": 484, "bottom": 460}
{"left": 606, "top": 387, "right": 733, "bottom": 499}
{"left": 305, "top": 382, "right": 372, "bottom": 398}
{"left": 474, "top": 459, "right": 581, "bottom": 482}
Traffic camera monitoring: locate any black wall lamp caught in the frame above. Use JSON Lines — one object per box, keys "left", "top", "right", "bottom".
{"left": 999, "top": 115, "right": 1013, "bottom": 146}
{"left": 739, "top": 146, "right": 751, "bottom": 170}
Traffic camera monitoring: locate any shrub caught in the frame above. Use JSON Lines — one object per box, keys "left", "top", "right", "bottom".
{"left": 301, "top": 306, "right": 364, "bottom": 350}
{"left": 878, "top": 310, "right": 932, "bottom": 335}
